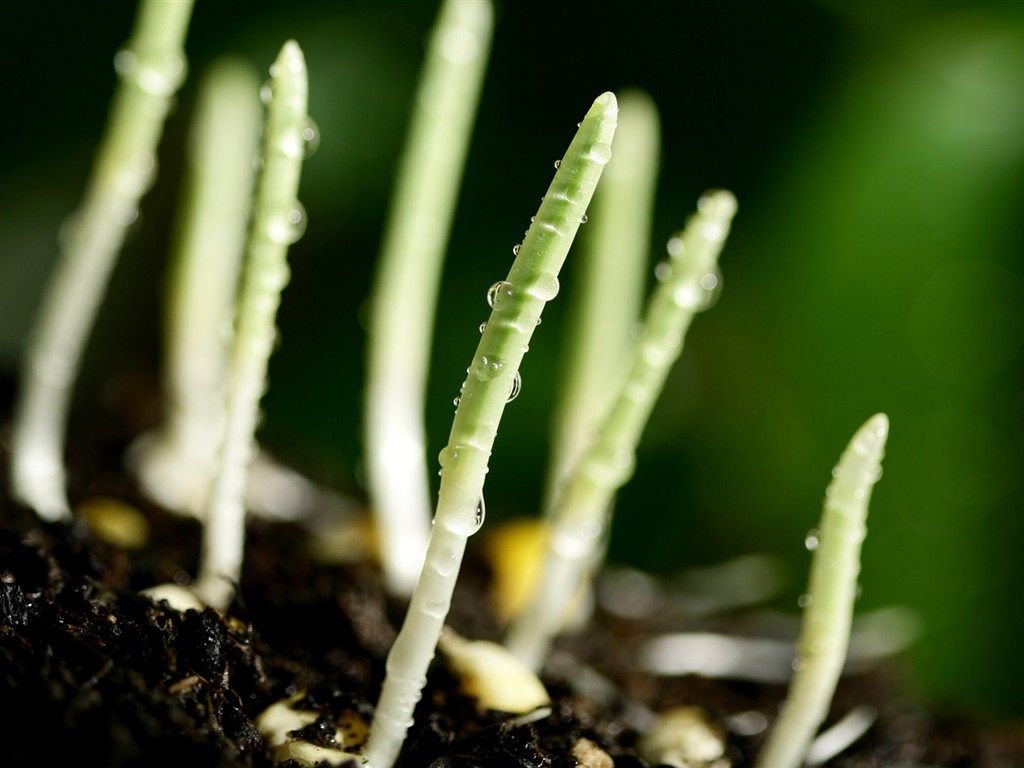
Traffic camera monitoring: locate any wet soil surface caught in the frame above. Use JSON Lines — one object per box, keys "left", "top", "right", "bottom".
{"left": 1, "top": 381, "right": 1023, "bottom": 767}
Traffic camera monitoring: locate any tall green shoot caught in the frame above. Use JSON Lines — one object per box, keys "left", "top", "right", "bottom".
{"left": 506, "top": 191, "right": 737, "bottom": 671}
{"left": 10, "top": 0, "right": 194, "bottom": 521}
{"left": 543, "top": 89, "right": 660, "bottom": 519}
{"left": 129, "top": 58, "right": 261, "bottom": 517}
{"left": 364, "top": 0, "right": 494, "bottom": 596}
{"left": 194, "top": 41, "right": 311, "bottom": 610}
{"left": 364, "top": 92, "right": 618, "bottom": 768}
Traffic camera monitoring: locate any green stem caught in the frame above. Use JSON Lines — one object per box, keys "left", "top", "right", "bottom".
{"left": 10, "top": 0, "right": 194, "bottom": 521}
{"left": 364, "top": 0, "right": 494, "bottom": 597}
{"left": 193, "top": 41, "right": 310, "bottom": 611}
{"left": 506, "top": 190, "right": 737, "bottom": 671}
{"left": 129, "top": 58, "right": 261, "bottom": 516}
{"left": 543, "top": 88, "right": 660, "bottom": 519}
{"left": 755, "top": 413, "right": 889, "bottom": 768}
{"left": 364, "top": 92, "right": 618, "bottom": 768}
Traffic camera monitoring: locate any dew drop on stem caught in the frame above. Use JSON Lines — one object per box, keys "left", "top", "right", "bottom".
{"left": 507, "top": 372, "right": 521, "bottom": 402}
{"left": 804, "top": 529, "right": 820, "bottom": 551}
{"left": 486, "top": 281, "right": 514, "bottom": 311}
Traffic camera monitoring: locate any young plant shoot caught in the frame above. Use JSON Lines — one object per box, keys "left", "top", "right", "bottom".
{"left": 363, "top": 92, "right": 619, "bottom": 768}
{"left": 129, "top": 58, "right": 261, "bottom": 517}
{"left": 755, "top": 413, "right": 889, "bottom": 768}
{"left": 543, "top": 89, "right": 660, "bottom": 519}
{"left": 10, "top": 0, "right": 194, "bottom": 521}
{"left": 506, "top": 190, "right": 738, "bottom": 671}
{"left": 193, "top": 41, "right": 311, "bottom": 611}
{"left": 365, "top": 0, "right": 494, "bottom": 597}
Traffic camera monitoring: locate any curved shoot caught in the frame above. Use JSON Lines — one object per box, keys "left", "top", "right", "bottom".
{"left": 506, "top": 190, "right": 738, "bottom": 671}
{"left": 193, "top": 41, "right": 311, "bottom": 610}
{"left": 363, "top": 92, "right": 618, "bottom": 768}
{"left": 755, "top": 413, "right": 889, "bottom": 768}
{"left": 364, "top": 0, "right": 494, "bottom": 597}
{"left": 10, "top": 0, "right": 194, "bottom": 521}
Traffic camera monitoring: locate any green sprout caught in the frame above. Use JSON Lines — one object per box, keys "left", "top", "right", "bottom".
{"left": 363, "top": 92, "right": 618, "bottom": 768}
{"left": 4, "top": 3, "right": 907, "bottom": 765}
{"left": 364, "top": 0, "right": 494, "bottom": 597}
{"left": 755, "top": 413, "right": 889, "bottom": 768}
{"left": 542, "top": 88, "right": 660, "bottom": 520}
{"left": 507, "top": 190, "right": 737, "bottom": 671}
{"left": 9, "top": 0, "right": 194, "bottom": 521}
{"left": 128, "top": 58, "right": 261, "bottom": 518}
{"left": 194, "top": 40, "right": 311, "bottom": 610}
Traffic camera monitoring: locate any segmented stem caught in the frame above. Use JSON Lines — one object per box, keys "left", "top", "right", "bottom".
{"left": 130, "top": 58, "right": 261, "bottom": 516}
{"left": 193, "top": 41, "right": 310, "bottom": 610}
{"left": 364, "top": 92, "right": 618, "bottom": 768}
{"left": 506, "top": 190, "right": 737, "bottom": 671}
{"left": 755, "top": 413, "right": 889, "bottom": 768}
{"left": 364, "top": 0, "right": 494, "bottom": 597}
{"left": 10, "top": 0, "right": 194, "bottom": 520}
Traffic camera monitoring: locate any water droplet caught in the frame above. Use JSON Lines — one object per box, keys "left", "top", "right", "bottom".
{"left": 265, "top": 202, "right": 307, "bottom": 244}
{"left": 663, "top": 329, "right": 681, "bottom": 349}
{"left": 672, "top": 268, "right": 722, "bottom": 312}
{"left": 588, "top": 142, "right": 612, "bottom": 165}
{"left": 654, "top": 262, "right": 672, "bottom": 282}
{"left": 259, "top": 81, "right": 273, "bottom": 105}
{"left": 423, "top": 597, "right": 448, "bottom": 618}
{"left": 798, "top": 593, "right": 813, "bottom": 608}
{"left": 666, "top": 237, "right": 685, "bottom": 258}
{"left": 438, "top": 446, "right": 459, "bottom": 468}
{"left": 301, "top": 117, "right": 320, "bottom": 157}
{"left": 528, "top": 273, "right": 560, "bottom": 301}
{"left": 866, "top": 464, "right": 884, "bottom": 483}
{"left": 473, "top": 355, "right": 504, "bottom": 381}
{"left": 432, "top": 545, "right": 459, "bottom": 577}
{"left": 478, "top": 322, "right": 487, "bottom": 334}
{"left": 486, "top": 281, "right": 514, "bottom": 311}
{"left": 791, "top": 656, "right": 808, "bottom": 672}
{"left": 512, "top": 243, "right": 521, "bottom": 256}
{"left": 831, "top": 466, "right": 842, "bottom": 478}
{"left": 805, "top": 529, "right": 820, "bottom": 551}
{"left": 580, "top": 213, "right": 588, "bottom": 224}
{"left": 507, "top": 372, "right": 522, "bottom": 402}
{"left": 853, "top": 487, "right": 866, "bottom": 500}
{"left": 259, "top": 263, "right": 291, "bottom": 293}
{"left": 554, "top": 159, "right": 561, "bottom": 169}
{"left": 113, "top": 49, "right": 136, "bottom": 77}
{"left": 701, "top": 220, "right": 727, "bottom": 242}
{"left": 453, "top": 396, "right": 461, "bottom": 407}
{"left": 475, "top": 496, "right": 486, "bottom": 529}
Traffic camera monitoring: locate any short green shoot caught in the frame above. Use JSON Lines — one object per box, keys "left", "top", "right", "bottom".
{"left": 10, "top": 0, "right": 194, "bottom": 521}
{"left": 363, "top": 92, "right": 618, "bottom": 768}
{"left": 506, "top": 190, "right": 737, "bottom": 671}
{"left": 755, "top": 413, "right": 889, "bottom": 768}
{"left": 543, "top": 89, "right": 660, "bottom": 519}
{"left": 128, "top": 58, "right": 261, "bottom": 517}
{"left": 193, "top": 41, "right": 311, "bottom": 610}
{"left": 364, "top": 0, "right": 494, "bottom": 597}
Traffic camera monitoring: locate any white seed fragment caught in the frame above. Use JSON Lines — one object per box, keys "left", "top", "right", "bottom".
{"left": 438, "top": 628, "right": 550, "bottom": 714}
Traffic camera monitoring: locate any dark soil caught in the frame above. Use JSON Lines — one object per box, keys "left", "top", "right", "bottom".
{"left": 2, "top": 376, "right": 1023, "bottom": 767}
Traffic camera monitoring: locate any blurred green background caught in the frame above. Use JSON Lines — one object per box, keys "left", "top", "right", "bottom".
{"left": 2, "top": 0, "right": 1023, "bottom": 716}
